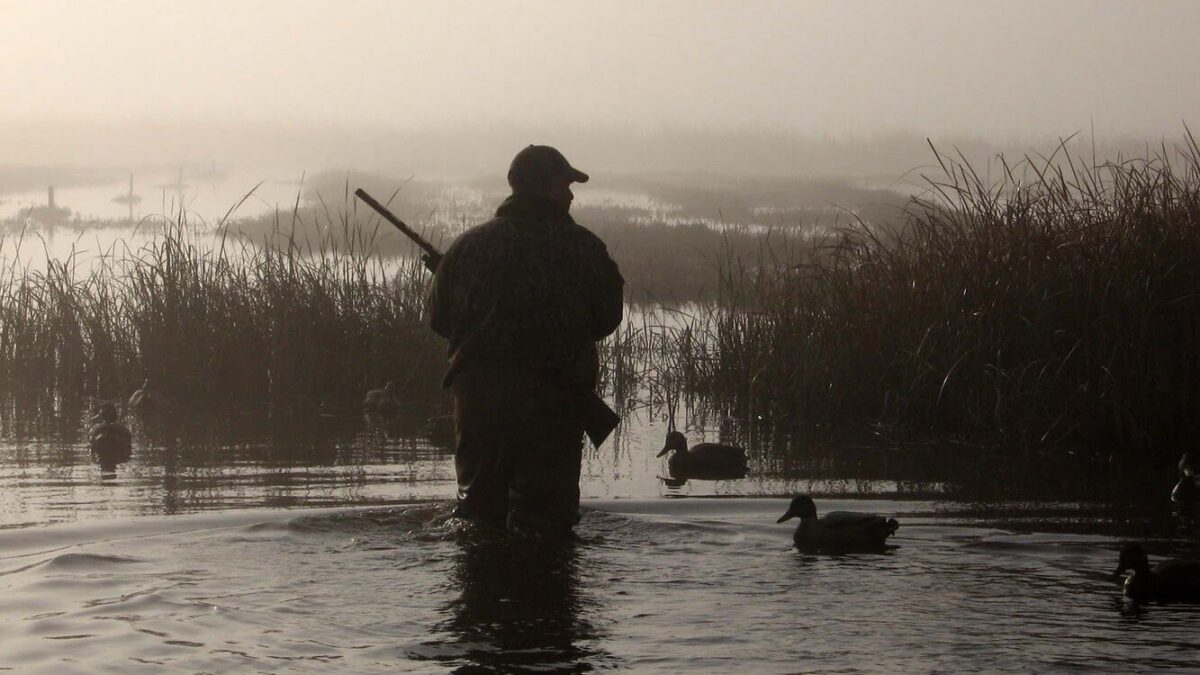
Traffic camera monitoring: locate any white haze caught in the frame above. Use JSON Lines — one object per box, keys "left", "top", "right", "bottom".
{"left": 2, "top": 0, "right": 1198, "bottom": 174}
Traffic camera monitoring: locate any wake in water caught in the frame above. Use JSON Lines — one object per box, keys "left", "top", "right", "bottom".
{"left": 3, "top": 499, "right": 1200, "bottom": 673}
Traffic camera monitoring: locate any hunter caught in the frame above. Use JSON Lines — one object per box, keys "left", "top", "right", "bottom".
{"left": 428, "top": 145, "right": 624, "bottom": 536}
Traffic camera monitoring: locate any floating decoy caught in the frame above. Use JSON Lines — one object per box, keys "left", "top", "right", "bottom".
{"left": 1172, "top": 453, "right": 1198, "bottom": 507}
{"left": 1113, "top": 543, "right": 1200, "bottom": 603}
{"left": 776, "top": 495, "right": 899, "bottom": 552}
{"left": 657, "top": 430, "right": 748, "bottom": 480}
{"left": 363, "top": 380, "right": 402, "bottom": 416}
{"left": 88, "top": 402, "right": 132, "bottom": 470}
{"left": 128, "top": 378, "right": 176, "bottom": 417}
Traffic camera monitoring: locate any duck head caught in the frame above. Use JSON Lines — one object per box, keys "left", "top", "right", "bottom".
{"left": 1112, "top": 543, "right": 1151, "bottom": 580}
{"left": 776, "top": 495, "right": 818, "bottom": 523}
{"left": 657, "top": 430, "right": 689, "bottom": 458}
{"left": 92, "top": 402, "right": 119, "bottom": 424}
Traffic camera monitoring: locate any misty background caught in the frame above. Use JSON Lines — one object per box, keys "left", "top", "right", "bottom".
{"left": 3, "top": 0, "right": 1198, "bottom": 182}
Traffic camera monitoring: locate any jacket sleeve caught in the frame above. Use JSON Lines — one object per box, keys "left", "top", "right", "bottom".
{"left": 589, "top": 241, "right": 625, "bottom": 340}
{"left": 427, "top": 238, "right": 465, "bottom": 340}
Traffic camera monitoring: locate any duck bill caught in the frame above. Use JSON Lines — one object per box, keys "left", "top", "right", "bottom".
{"left": 776, "top": 510, "right": 795, "bottom": 524}
{"left": 656, "top": 445, "right": 670, "bottom": 458}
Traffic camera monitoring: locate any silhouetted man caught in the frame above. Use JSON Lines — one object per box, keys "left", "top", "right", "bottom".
{"left": 428, "top": 145, "right": 624, "bottom": 536}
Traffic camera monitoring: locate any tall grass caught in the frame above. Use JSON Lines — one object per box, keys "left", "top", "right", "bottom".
{"left": 7, "top": 136, "right": 1200, "bottom": 479}
{"left": 690, "top": 136, "right": 1200, "bottom": 466}
{"left": 0, "top": 207, "right": 444, "bottom": 423}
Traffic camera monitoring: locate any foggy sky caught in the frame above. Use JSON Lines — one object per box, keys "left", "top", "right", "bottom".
{"left": 3, "top": 0, "right": 1198, "bottom": 135}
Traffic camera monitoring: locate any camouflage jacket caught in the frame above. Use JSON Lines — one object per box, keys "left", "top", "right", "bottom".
{"left": 428, "top": 193, "right": 624, "bottom": 390}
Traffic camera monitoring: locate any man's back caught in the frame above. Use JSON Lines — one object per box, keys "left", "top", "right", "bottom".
{"left": 428, "top": 192, "right": 623, "bottom": 389}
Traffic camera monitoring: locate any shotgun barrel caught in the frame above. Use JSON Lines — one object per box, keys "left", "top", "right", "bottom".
{"left": 353, "top": 188, "right": 442, "bottom": 272}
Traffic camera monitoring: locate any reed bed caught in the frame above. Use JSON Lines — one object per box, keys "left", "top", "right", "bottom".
{"left": 7, "top": 136, "right": 1200, "bottom": 483}
{"left": 666, "top": 137, "right": 1200, "bottom": 468}
{"left": 0, "top": 209, "right": 444, "bottom": 423}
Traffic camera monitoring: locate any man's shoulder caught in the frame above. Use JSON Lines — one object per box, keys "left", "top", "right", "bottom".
{"left": 559, "top": 221, "right": 610, "bottom": 255}
{"left": 459, "top": 214, "right": 526, "bottom": 239}
{"left": 446, "top": 217, "right": 508, "bottom": 250}
{"left": 446, "top": 211, "right": 612, "bottom": 271}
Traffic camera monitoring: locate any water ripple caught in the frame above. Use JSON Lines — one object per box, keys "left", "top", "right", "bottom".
{"left": 0, "top": 501, "right": 1199, "bottom": 672}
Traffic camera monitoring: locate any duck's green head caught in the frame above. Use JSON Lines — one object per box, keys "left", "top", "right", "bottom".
{"left": 1113, "top": 543, "right": 1151, "bottom": 579}
{"left": 776, "top": 495, "right": 818, "bottom": 523}
{"left": 657, "top": 431, "right": 688, "bottom": 458}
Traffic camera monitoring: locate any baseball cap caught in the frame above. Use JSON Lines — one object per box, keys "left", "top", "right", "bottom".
{"left": 507, "top": 145, "right": 589, "bottom": 190}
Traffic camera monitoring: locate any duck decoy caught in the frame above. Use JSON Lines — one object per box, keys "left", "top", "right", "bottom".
{"left": 776, "top": 495, "right": 899, "bottom": 552}
{"left": 128, "top": 378, "right": 176, "bottom": 417}
{"left": 88, "top": 402, "right": 132, "bottom": 471}
{"left": 363, "top": 380, "right": 403, "bottom": 416}
{"left": 657, "top": 430, "right": 748, "bottom": 480}
{"left": 1113, "top": 543, "right": 1200, "bottom": 603}
{"left": 1171, "top": 453, "right": 1198, "bottom": 507}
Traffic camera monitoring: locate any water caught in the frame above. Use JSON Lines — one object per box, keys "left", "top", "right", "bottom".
{"left": 0, "top": 169, "right": 313, "bottom": 224}
{"left": 4, "top": 499, "right": 1199, "bottom": 673}
{"left": 0, "top": 171, "right": 668, "bottom": 227}
{"left": 3, "top": 178, "right": 1199, "bottom": 671}
{"left": 3, "top": 408, "right": 1200, "bottom": 673}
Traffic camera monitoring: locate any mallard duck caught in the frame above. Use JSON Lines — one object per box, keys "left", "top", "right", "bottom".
{"left": 363, "top": 380, "right": 402, "bottom": 416}
{"left": 657, "top": 430, "right": 748, "bottom": 480}
{"left": 1113, "top": 543, "right": 1200, "bottom": 602}
{"left": 128, "top": 378, "right": 176, "bottom": 417}
{"left": 1172, "top": 453, "right": 1198, "bottom": 506}
{"left": 776, "top": 495, "right": 899, "bottom": 552}
{"left": 88, "top": 402, "right": 132, "bottom": 469}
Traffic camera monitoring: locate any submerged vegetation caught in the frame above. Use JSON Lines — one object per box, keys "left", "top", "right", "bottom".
{"left": 3, "top": 136, "right": 1200, "bottom": 497}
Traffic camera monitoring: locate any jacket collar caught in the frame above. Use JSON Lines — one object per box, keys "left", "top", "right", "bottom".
{"left": 494, "top": 192, "right": 574, "bottom": 224}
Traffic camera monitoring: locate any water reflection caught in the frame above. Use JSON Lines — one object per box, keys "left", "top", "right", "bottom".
{"left": 91, "top": 442, "right": 131, "bottom": 477}
{"left": 424, "top": 532, "right": 612, "bottom": 672}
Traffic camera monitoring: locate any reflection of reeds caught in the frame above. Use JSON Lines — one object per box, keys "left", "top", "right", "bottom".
{"left": 0, "top": 206, "right": 444, "bottom": 420}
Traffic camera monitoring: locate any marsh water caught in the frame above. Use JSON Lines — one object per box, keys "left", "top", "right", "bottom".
{"left": 3, "top": 405, "right": 1200, "bottom": 674}
{"left": 4, "top": 179, "right": 1200, "bottom": 673}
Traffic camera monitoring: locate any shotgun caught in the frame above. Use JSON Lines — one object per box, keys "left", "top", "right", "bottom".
{"left": 352, "top": 188, "right": 621, "bottom": 448}
{"left": 354, "top": 188, "right": 441, "bottom": 272}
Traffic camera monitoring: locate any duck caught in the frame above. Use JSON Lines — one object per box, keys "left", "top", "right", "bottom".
{"left": 1171, "top": 453, "right": 1198, "bottom": 507}
{"left": 657, "top": 430, "right": 748, "bottom": 480}
{"left": 88, "top": 402, "right": 132, "bottom": 470}
{"left": 363, "top": 380, "right": 403, "bottom": 416}
{"left": 127, "top": 378, "right": 176, "bottom": 418}
{"left": 776, "top": 495, "right": 899, "bottom": 552}
{"left": 1113, "top": 543, "right": 1200, "bottom": 603}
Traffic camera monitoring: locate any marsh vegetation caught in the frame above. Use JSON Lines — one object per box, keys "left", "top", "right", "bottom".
{"left": 3, "top": 137, "right": 1200, "bottom": 502}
